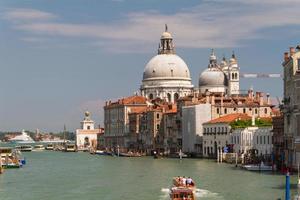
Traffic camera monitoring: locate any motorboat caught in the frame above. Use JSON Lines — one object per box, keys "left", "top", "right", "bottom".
{"left": 64, "top": 144, "right": 77, "bottom": 152}
{"left": 1, "top": 151, "right": 23, "bottom": 168}
{"left": 95, "top": 150, "right": 106, "bottom": 155}
{"left": 170, "top": 177, "right": 196, "bottom": 200}
{"left": 8, "top": 130, "right": 35, "bottom": 144}
{"left": 33, "top": 145, "right": 45, "bottom": 151}
{"left": 45, "top": 144, "right": 54, "bottom": 150}
{"left": 16, "top": 145, "right": 33, "bottom": 152}
{"left": 0, "top": 147, "right": 13, "bottom": 157}
{"left": 119, "top": 152, "right": 142, "bottom": 157}
{"left": 170, "top": 187, "right": 195, "bottom": 200}
{"left": 243, "top": 162, "right": 274, "bottom": 171}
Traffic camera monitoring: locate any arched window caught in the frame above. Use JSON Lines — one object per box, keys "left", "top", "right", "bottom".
{"left": 243, "top": 108, "right": 246, "bottom": 113}
{"left": 264, "top": 108, "right": 268, "bottom": 114}
{"left": 167, "top": 93, "right": 171, "bottom": 102}
{"left": 232, "top": 73, "right": 235, "bottom": 80}
{"left": 174, "top": 93, "right": 179, "bottom": 102}
{"left": 235, "top": 73, "right": 238, "bottom": 79}
{"left": 149, "top": 93, "right": 153, "bottom": 99}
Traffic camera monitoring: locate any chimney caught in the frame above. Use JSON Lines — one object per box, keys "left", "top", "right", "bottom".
{"left": 266, "top": 93, "right": 270, "bottom": 105}
{"left": 290, "top": 47, "right": 295, "bottom": 56}
{"left": 259, "top": 92, "right": 264, "bottom": 106}
{"left": 255, "top": 92, "right": 260, "bottom": 100}
{"left": 284, "top": 52, "right": 289, "bottom": 62}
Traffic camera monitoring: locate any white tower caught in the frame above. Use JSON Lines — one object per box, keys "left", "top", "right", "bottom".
{"left": 228, "top": 52, "right": 240, "bottom": 95}
{"left": 81, "top": 111, "right": 95, "bottom": 130}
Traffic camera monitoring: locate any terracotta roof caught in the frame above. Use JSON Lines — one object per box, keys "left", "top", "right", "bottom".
{"left": 130, "top": 107, "right": 148, "bottom": 114}
{"left": 204, "top": 113, "right": 251, "bottom": 124}
{"left": 106, "top": 96, "right": 147, "bottom": 107}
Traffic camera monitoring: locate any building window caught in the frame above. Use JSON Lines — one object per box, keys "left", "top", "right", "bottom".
{"left": 264, "top": 108, "right": 268, "bottom": 114}
{"left": 260, "top": 136, "right": 262, "bottom": 144}
{"left": 174, "top": 93, "right": 179, "bottom": 102}
{"left": 257, "top": 136, "right": 259, "bottom": 144}
{"left": 264, "top": 136, "right": 266, "bottom": 144}
{"left": 157, "top": 113, "right": 160, "bottom": 119}
{"left": 243, "top": 108, "right": 246, "bottom": 113}
{"left": 255, "top": 109, "right": 258, "bottom": 114}
{"left": 149, "top": 93, "right": 154, "bottom": 99}
{"left": 157, "top": 124, "right": 160, "bottom": 130}
{"left": 167, "top": 93, "right": 171, "bottom": 102}
{"left": 87, "top": 126, "right": 90, "bottom": 130}
{"left": 217, "top": 108, "right": 220, "bottom": 114}
{"left": 267, "top": 136, "right": 269, "bottom": 144}
{"left": 224, "top": 108, "right": 227, "bottom": 114}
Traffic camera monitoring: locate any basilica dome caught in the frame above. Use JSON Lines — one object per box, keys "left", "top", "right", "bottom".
{"left": 143, "top": 54, "right": 191, "bottom": 81}
{"left": 198, "top": 49, "right": 228, "bottom": 94}
{"left": 199, "top": 68, "right": 228, "bottom": 87}
{"left": 140, "top": 25, "right": 193, "bottom": 103}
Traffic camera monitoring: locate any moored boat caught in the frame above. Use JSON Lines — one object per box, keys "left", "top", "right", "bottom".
{"left": 33, "top": 145, "right": 45, "bottom": 151}
{"left": 243, "top": 162, "right": 273, "bottom": 171}
{"left": 119, "top": 152, "right": 142, "bottom": 157}
{"left": 19, "top": 145, "right": 33, "bottom": 152}
{"left": 64, "top": 144, "right": 77, "bottom": 152}
{"left": 45, "top": 144, "right": 54, "bottom": 150}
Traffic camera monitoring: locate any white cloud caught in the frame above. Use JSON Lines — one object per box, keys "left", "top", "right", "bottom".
{"left": 4, "top": 2, "right": 300, "bottom": 52}
{"left": 3, "top": 8, "right": 57, "bottom": 22}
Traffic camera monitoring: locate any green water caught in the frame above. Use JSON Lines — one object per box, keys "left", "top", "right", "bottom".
{"left": 0, "top": 151, "right": 295, "bottom": 200}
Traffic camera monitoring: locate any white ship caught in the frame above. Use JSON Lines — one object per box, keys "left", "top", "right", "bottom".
{"left": 9, "top": 130, "right": 35, "bottom": 144}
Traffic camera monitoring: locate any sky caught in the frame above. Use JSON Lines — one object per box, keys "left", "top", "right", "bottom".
{"left": 0, "top": 0, "right": 299, "bottom": 132}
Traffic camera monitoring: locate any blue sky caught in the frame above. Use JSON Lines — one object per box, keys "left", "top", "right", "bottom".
{"left": 0, "top": 0, "right": 298, "bottom": 132}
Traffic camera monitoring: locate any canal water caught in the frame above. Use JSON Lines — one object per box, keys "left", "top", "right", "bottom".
{"left": 0, "top": 151, "right": 295, "bottom": 200}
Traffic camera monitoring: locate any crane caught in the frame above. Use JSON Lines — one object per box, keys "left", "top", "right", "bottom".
{"left": 240, "top": 73, "right": 283, "bottom": 78}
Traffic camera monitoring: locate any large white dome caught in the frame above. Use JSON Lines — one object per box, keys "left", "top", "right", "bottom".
{"left": 199, "top": 67, "right": 228, "bottom": 87}
{"left": 143, "top": 54, "right": 191, "bottom": 81}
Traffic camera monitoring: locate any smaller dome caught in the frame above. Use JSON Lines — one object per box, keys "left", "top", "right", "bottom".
{"left": 199, "top": 68, "right": 228, "bottom": 87}
{"left": 161, "top": 31, "right": 172, "bottom": 39}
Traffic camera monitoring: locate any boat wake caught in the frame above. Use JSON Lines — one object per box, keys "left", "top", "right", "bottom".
{"left": 160, "top": 187, "right": 223, "bottom": 200}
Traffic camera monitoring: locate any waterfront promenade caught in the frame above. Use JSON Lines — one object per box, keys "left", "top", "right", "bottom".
{"left": 0, "top": 151, "right": 292, "bottom": 200}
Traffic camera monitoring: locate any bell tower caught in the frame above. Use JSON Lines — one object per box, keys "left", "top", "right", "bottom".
{"left": 228, "top": 52, "right": 240, "bottom": 95}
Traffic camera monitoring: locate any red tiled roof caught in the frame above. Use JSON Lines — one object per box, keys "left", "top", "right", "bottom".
{"left": 130, "top": 107, "right": 148, "bottom": 114}
{"left": 106, "top": 96, "right": 147, "bottom": 107}
{"left": 204, "top": 113, "right": 251, "bottom": 124}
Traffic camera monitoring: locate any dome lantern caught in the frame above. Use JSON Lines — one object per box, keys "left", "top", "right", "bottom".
{"left": 158, "top": 24, "right": 175, "bottom": 55}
